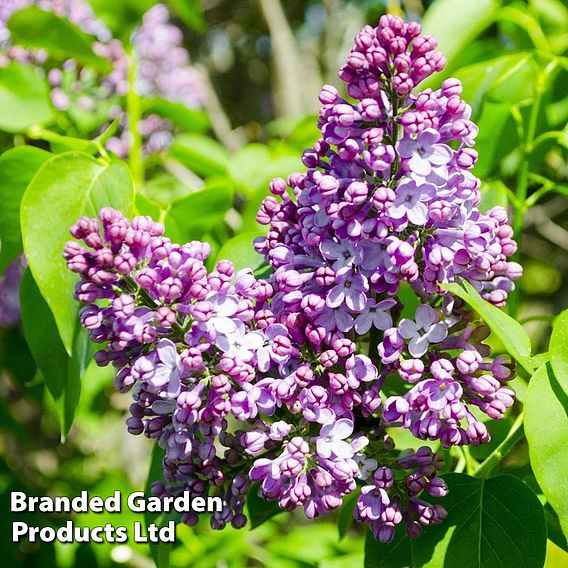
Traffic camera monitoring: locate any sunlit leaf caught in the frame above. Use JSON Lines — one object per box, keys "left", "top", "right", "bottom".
{"left": 0, "top": 62, "right": 53, "bottom": 132}
{"left": 21, "top": 153, "right": 134, "bottom": 354}
{"left": 411, "top": 473, "right": 546, "bottom": 568}
{"left": 421, "top": 0, "right": 500, "bottom": 87}
{"left": 215, "top": 232, "right": 264, "bottom": 273}
{"left": 0, "top": 146, "right": 51, "bottom": 274}
{"left": 8, "top": 7, "right": 111, "bottom": 72}
{"left": 164, "top": 182, "right": 233, "bottom": 243}
{"left": 525, "top": 363, "right": 568, "bottom": 539}
{"left": 170, "top": 134, "right": 230, "bottom": 178}
{"left": 549, "top": 308, "right": 568, "bottom": 394}
{"left": 442, "top": 280, "right": 535, "bottom": 373}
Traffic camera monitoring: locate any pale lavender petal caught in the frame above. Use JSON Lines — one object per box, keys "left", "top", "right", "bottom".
{"left": 429, "top": 144, "right": 453, "bottom": 166}
{"left": 409, "top": 154, "right": 431, "bottom": 176}
{"left": 373, "top": 310, "right": 393, "bottom": 330}
{"left": 415, "top": 304, "right": 435, "bottom": 329}
{"left": 346, "top": 290, "right": 366, "bottom": 312}
{"left": 407, "top": 202, "right": 428, "bottom": 225}
{"left": 428, "top": 323, "right": 448, "bottom": 343}
{"left": 399, "top": 318, "right": 418, "bottom": 339}
{"left": 332, "top": 418, "right": 354, "bottom": 439}
{"left": 327, "top": 286, "right": 346, "bottom": 308}
{"left": 316, "top": 439, "right": 332, "bottom": 458}
{"left": 408, "top": 335, "right": 429, "bottom": 358}
{"left": 167, "top": 372, "right": 180, "bottom": 397}
{"left": 355, "top": 312, "right": 373, "bottom": 334}
{"left": 336, "top": 309, "right": 355, "bottom": 332}
{"left": 242, "top": 331, "right": 264, "bottom": 350}
{"left": 389, "top": 203, "right": 407, "bottom": 219}
{"left": 150, "top": 365, "right": 171, "bottom": 386}
{"left": 397, "top": 138, "right": 417, "bottom": 158}
{"left": 418, "top": 128, "right": 440, "bottom": 146}
{"left": 332, "top": 440, "right": 355, "bottom": 459}
{"left": 256, "top": 347, "right": 271, "bottom": 372}
{"left": 157, "top": 339, "right": 177, "bottom": 366}
{"left": 320, "top": 239, "right": 343, "bottom": 259}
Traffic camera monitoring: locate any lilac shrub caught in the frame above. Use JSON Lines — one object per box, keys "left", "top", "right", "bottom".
{"left": 65, "top": 15, "right": 522, "bottom": 543}
{"left": 0, "top": 2, "right": 205, "bottom": 156}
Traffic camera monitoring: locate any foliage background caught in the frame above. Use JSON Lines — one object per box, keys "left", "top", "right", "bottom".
{"left": 1, "top": 0, "right": 568, "bottom": 567}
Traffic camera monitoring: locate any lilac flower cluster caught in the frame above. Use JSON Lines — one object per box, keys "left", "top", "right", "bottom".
{"left": 253, "top": 14, "right": 521, "bottom": 535}
{"left": 64, "top": 207, "right": 448, "bottom": 541}
{"left": 0, "top": 2, "right": 204, "bottom": 157}
{"left": 64, "top": 15, "right": 523, "bottom": 543}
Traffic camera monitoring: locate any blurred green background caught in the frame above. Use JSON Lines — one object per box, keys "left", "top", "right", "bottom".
{"left": 1, "top": 0, "right": 568, "bottom": 566}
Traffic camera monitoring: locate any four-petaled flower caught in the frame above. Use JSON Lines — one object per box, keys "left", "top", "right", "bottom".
{"left": 149, "top": 338, "right": 184, "bottom": 397}
{"left": 217, "top": 322, "right": 264, "bottom": 362}
{"left": 355, "top": 298, "right": 396, "bottom": 334}
{"left": 327, "top": 271, "right": 369, "bottom": 312}
{"left": 315, "top": 418, "right": 355, "bottom": 459}
{"left": 389, "top": 179, "right": 435, "bottom": 226}
{"left": 320, "top": 238, "right": 363, "bottom": 271}
{"left": 398, "top": 305, "right": 447, "bottom": 357}
{"left": 397, "top": 129, "right": 452, "bottom": 176}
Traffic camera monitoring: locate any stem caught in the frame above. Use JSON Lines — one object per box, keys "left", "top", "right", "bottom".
{"left": 473, "top": 412, "right": 525, "bottom": 478}
{"left": 126, "top": 51, "right": 144, "bottom": 187}
{"left": 462, "top": 446, "right": 479, "bottom": 476}
{"left": 510, "top": 61, "right": 556, "bottom": 317}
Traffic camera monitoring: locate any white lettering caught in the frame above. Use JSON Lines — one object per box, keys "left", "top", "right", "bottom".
{"left": 10, "top": 492, "right": 28, "bottom": 512}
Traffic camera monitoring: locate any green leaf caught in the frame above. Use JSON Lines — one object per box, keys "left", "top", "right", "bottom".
{"left": 247, "top": 483, "right": 282, "bottom": 529}
{"left": 442, "top": 280, "right": 535, "bottom": 374}
{"left": 228, "top": 143, "right": 302, "bottom": 197}
{"left": 8, "top": 7, "right": 111, "bottom": 72}
{"left": 0, "top": 146, "right": 51, "bottom": 274}
{"left": 421, "top": 0, "right": 500, "bottom": 86}
{"left": 166, "top": 0, "right": 206, "bottom": 32}
{"left": 215, "top": 232, "right": 264, "bottom": 273}
{"left": 164, "top": 182, "right": 233, "bottom": 243}
{"left": 488, "top": 54, "right": 538, "bottom": 105}
{"left": 364, "top": 525, "right": 411, "bottom": 568}
{"left": 144, "top": 445, "right": 172, "bottom": 568}
{"left": 550, "top": 308, "right": 568, "bottom": 394}
{"left": 479, "top": 180, "right": 510, "bottom": 212}
{"left": 143, "top": 98, "right": 210, "bottom": 133}
{"left": 169, "top": 134, "right": 230, "bottom": 178}
{"left": 21, "top": 153, "right": 134, "bottom": 355}
{"left": 20, "top": 270, "right": 91, "bottom": 436}
{"left": 545, "top": 504, "right": 568, "bottom": 552}
{"left": 452, "top": 53, "right": 530, "bottom": 116}
{"left": 525, "top": 362, "right": 568, "bottom": 539}
{"left": 338, "top": 491, "right": 358, "bottom": 541}
{"left": 0, "top": 62, "right": 53, "bottom": 132}
{"left": 85, "top": 0, "right": 155, "bottom": 40}
{"left": 411, "top": 473, "right": 547, "bottom": 568}
{"left": 473, "top": 104, "right": 518, "bottom": 177}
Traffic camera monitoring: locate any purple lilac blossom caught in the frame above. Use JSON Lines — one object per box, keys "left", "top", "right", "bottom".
{"left": 1, "top": 2, "right": 204, "bottom": 157}
{"left": 66, "top": 14, "right": 523, "bottom": 543}
{"left": 254, "top": 14, "right": 521, "bottom": 539}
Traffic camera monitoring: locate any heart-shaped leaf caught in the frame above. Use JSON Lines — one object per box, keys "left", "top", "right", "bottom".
{"left": 21, "top": 152, "right": 134, "bottom": 354}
